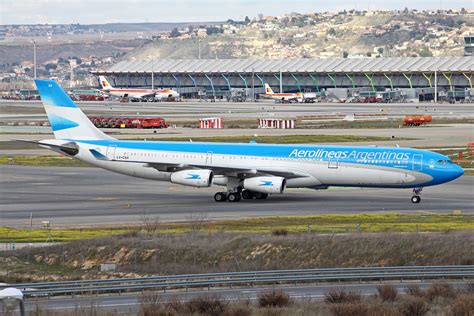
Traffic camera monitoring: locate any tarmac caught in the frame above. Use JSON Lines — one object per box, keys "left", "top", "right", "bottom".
{"left": 1, "top": 100, "right": 474, "bottom": 120}
{"left": 1, "top": 165, "right": 472, "bottom": 228}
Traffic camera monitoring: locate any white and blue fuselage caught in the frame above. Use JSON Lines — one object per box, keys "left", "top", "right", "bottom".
{"left": 33, "top": 80, "right": 464, "bottom": 203}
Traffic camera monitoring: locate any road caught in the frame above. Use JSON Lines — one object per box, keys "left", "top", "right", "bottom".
{"left": 1, "top": 166, "right": 472, "bottom": 227}
{"left": 23, "top": 281, "right": 469, "bottom": 313}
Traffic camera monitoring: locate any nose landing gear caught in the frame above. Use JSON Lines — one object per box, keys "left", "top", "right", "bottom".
{"left": 411, "top": 187, "right": 422, "bottom": 203}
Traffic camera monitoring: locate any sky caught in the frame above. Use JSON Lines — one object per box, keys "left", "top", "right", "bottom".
{"left": 0, "top": 0, "right": 472, "bottom": 25}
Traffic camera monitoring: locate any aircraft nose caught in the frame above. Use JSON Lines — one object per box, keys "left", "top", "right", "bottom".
{"left": 450, "top": 164, "right": 464, "bottom": 180}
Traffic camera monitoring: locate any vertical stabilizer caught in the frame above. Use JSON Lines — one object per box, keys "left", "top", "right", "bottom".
{"left": 98, "top": 76, "right": 113, "bottom": 91}
{"left": 35, "top": 80, "right": 114, "bottom": 140}
{"left": 264, "top": 83, "right": 274, "bottom": 95}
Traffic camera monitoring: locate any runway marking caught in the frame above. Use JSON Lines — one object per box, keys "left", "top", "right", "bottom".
{"left": 93, "top": 197, "right": 118, "bottom": 201}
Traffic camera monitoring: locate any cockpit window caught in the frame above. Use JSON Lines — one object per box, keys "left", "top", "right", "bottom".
{"left": 437, "top": 160, "right": 452, "bottom": 165}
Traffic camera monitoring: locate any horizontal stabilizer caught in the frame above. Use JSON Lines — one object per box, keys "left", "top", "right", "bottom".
{"left": 89, "top": 149, "right": 109, "bottom": 160}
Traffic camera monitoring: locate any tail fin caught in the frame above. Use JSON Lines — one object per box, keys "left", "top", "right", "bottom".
{"left": 35, "top": 80, "right": 114, "bottom": 140}
{"left": 264, "top": 83, "right": 274, "bottom": 95}
{"left": 98, "top": 76, "right": 113, "bottom": 90}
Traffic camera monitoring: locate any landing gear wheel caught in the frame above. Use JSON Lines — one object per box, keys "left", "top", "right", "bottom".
{"left": 411, "top": 196, "right": 421, "bottom": 204}
{"left": 214, "top": 192, "right": 227, "bottom": 202}
{"left": 254, "top": 192, "right": 268, "bottom": 200}
{"left": 227, "top": 192, "right": 241, "bottom": 202}
{"left": 242, "top": 190, "right": 255, "bottom": 200}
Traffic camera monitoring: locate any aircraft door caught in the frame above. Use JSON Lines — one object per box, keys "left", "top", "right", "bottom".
{"left": 328, "top": 158, "right": 339, "bottom": 169}
{"left": 206, "top": 151, "right": 213, "bottom": 165}
{"left": 412, "top": 154, "right": 423, "bottom": 172}
{"left": 106, "top": 145, "right": 117, "bottom": 160}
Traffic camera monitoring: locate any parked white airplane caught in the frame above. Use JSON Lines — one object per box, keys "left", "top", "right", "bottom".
{"left": 98, "top": 76, "right": 179, "bottom": 101}
{"left": 261, "top": 83, "right": 303, "bottom": 102}
{"left": 32, "top": 80, "right": 463, "bottom": 203}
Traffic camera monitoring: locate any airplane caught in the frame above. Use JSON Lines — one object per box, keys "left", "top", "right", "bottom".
{"left": 261, "top": 83, "right": 304, "bottom": 103}
{"left": 31, "top": 79, "right": 463, "bottom": 203}
{"left": 98, "top": 76, "right": 179, "bottom": 101}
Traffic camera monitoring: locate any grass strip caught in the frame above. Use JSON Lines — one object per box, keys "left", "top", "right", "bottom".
{"left": 1, "top": 213, "right": 473, "bottom": 243}
{"left": 0, "top": 155, "right": 89, "bottom": 167}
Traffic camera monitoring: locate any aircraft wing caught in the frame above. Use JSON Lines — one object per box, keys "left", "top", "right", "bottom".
{"left": 89, "top": 153, "right": 310, "bottom": 179}
{"left": 129, "top": 92, "right": 156, "bottom": 99}
{"left": 148, "top": 163, "right": 309, "bottom": 179}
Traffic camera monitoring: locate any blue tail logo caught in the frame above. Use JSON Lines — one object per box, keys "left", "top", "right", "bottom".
{"left": 48, "top": 113, "right": 79, "bottom": 131}
{"left": 186, "top": 174, "right": 201, "bottom": 180}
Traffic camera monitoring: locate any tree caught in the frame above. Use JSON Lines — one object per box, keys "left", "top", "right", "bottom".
{"left": 342, "top": 51, "right": 349, "bottom": 58}
{"left": 206, "top": 26, "right": 222, "bottom": 35}
{"left": 45, "top": 63, "right": 57, "bottom": 71}
{"left": 418, "top": 47, "right": 433, "bottom": 57}
{"left": 244, "top": 16, "right": 251, "bottom": 24}
{"left": 170, "top": 27, "right": 180, "bottom": 38}
{"left": 377, "top": 47, "right": 384, "bottom": 55}
{"left": 327, "top": 28, "right": 336, "bottom": 36}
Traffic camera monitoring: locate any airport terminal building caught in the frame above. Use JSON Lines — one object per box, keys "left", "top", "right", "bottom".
{"left": 93, "top": 57, "right": 473, "bottom": 101}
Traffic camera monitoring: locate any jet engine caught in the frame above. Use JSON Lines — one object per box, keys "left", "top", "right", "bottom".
{"left": 170, "top": 170, "right": 213, "bottom": 187}
{"left": 243, "top": 176, "right": 286, "bottom": 194}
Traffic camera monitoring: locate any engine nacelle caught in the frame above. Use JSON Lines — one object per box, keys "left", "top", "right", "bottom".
{"left": 243, "top": 176, "right": 286, "bottom": 194}
{"left": 170, "top": 170, "right": 213, "bottom": 187}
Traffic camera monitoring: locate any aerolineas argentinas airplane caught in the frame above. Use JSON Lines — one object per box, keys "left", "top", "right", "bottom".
{"left": 33, "top": 80, "right": 463, "bottom": 203}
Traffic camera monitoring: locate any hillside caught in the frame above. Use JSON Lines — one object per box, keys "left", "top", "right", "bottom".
{"left": 127, "top": 10, "right": 473, "bottom": 60}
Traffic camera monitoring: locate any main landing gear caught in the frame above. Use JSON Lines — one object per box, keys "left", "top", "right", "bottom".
{"left": 214, "top": 190, "right": 268, "bottom": 202}
{"left": 411, "top": 187, "right": 422, "bottom": 204}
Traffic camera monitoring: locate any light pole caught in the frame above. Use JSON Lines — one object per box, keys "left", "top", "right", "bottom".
{"left": 198, "top": 39, "right": 201, "bottom": 59}
{"left": 279, "top": 58, "right": 283, "bottom": 93}
{"left": 32, "top": 39, "right": 37, "bottom": 80}
{"left": 251, "top": 68, "right": 255, "bottom": 102}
